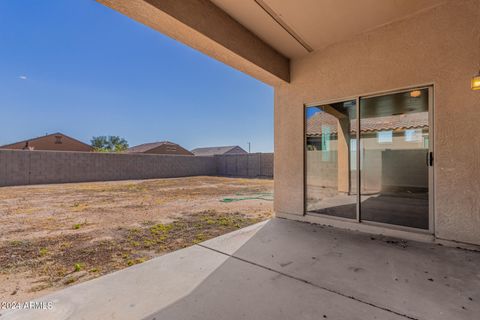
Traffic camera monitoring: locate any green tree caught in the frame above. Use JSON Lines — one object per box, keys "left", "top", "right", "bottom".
{"left": 91, "top": 136, "right": 129, "bottom": 152}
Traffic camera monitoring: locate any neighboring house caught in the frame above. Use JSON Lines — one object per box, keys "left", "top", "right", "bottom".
{"left": 191, "top": 145, "right": 248, "bottom": 156}
{"left": 0, "top": 132, "right": 93, "bottom": 152}
{"left": 306, "top": 109, "right": 429, "bottom": 150}
{"left": 127, "top": 141, "right": 193, "bottom": 155}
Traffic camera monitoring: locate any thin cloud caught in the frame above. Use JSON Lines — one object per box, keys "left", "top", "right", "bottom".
{"left": 18, "top": 75, "right": 27, "bottom": 80}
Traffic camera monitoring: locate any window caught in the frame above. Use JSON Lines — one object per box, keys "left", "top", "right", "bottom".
{"left": 405, "top": 129, "right": 422, "bottom": 142}
{"left": 321, "top": 126, "right": 331, "bottom": 161}
{"left": 54, "top": 135, "right": 63, "bottom": 144}
{"left": 377, "top": 131, "right": 392, "bottom": 144}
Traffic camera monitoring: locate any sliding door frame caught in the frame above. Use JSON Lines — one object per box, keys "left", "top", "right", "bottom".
{"left": 304, "top": 84, "right": 434, "bottom": 234}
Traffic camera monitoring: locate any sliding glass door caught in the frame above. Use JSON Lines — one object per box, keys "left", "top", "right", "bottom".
{"left": 305, "top": 87, "right": 432, "bottom": 231}
{"left": 305, "top": 100, "right": 357, "bottom": 219}
{"left": 359, "top": 88, "right": 431, "bottom": 229}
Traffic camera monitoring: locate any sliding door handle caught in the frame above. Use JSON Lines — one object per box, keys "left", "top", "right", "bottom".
{"left": 428, "top": 152, "right": 433, "bottom": 166}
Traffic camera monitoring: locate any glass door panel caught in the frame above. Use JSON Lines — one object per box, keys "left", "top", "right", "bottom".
{"left": 359, "top": 88, "right": 430, "bottom": 229}
{"left": 305, "top": 100, "right": 357, "bottom": 219}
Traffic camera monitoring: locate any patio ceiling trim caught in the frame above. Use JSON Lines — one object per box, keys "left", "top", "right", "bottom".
{"left": 97, "top": 0, "right": 290, "bottom": 85}
{"left": 254, "top": 0, "right": 313, "bottom": 53}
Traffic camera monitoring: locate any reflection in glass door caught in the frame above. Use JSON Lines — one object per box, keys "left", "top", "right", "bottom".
{"left": 305, "top": 87, "right": 432, "bottom": 231}
{"left": 305, "top": 100, "right": 357, "bottom": 219}
{"left": 359, "top": 88, "right": 430, "bottom": 229}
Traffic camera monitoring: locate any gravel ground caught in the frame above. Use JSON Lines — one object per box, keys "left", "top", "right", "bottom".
{"left": 0, "top": 176, "right": 273, "bottom": 302}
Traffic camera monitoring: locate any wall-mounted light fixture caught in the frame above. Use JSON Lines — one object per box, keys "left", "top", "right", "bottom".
{"left": 472, "top": 70, "right": 480, "bottom": 91}
{"left": 409, "top": 90, "right": 422, "bottom": 97}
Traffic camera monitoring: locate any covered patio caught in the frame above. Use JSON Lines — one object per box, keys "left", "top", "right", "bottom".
{"left": 3, "top": 218, "right": 478, "bottom": 320}
{"left": 2, "top": 1, "right": 479, "bottom": 318}
{"left": 91, "top": 0, "right": 480, "bottom": 246}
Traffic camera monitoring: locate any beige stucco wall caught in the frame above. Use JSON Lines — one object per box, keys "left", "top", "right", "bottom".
{"left": 274, "top": 0, "right": 480, "bottom": 245}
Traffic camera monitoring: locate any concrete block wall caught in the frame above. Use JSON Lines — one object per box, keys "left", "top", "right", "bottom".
{"left": 306, "top": 151, "right": 338, "bottom": 188}
{"left": 215, "top": 153, "right": 273, "bottom": 178}
{"left": 381, "top": 149, "right": 428, "bottom": 189}
{"left": 0, "top": 150, "right": 274, "bottom": 187}
{"left": 306, "top": 149, "right": 427, "bottom": 193}
{"left": 0, "top": 150, "right": 216, "bottom": 187}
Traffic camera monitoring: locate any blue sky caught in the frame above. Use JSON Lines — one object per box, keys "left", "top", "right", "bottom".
{"left": 0, "top": 0, "right": 273, "bottom": 152}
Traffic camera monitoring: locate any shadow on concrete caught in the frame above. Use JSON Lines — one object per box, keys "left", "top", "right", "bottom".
{"left": 3, "top": 219, "right": 478, "bottom": 320}
{"left": 144, "top": 218, "right": 479, "bottom": 320}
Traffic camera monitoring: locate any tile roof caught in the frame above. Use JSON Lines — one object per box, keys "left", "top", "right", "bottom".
{"left": 127, "top": 141, "right": 182, "bottom": 153}
{"left": 191, "top": 146, "right": 245, "bottom": 156}
{"left": 306, "top": 112, "right": 428, "bottom": 137}
{"left": 0, "top": 132, "right": 92, "bottom": 149}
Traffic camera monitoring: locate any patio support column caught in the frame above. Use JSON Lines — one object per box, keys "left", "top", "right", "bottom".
{"left": 323, "top": 105, "right": 350, "bottom": 194}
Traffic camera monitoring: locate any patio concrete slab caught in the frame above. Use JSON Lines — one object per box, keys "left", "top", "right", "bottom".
{"left": 2, "top": 218, "right": 479, "bottom": 320}
{"left": 0, "top": 245, "right": 230, "bottom": 320}
{"left": 203, "top": 218, "right": 480, "bottom": 320}
{"left": 145, "top": 255, "right": 405, "bottom": 320}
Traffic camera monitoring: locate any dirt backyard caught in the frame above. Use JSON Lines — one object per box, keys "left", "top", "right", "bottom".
{"left": 0, "top": 176, "right": 273, "bottom": 303}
